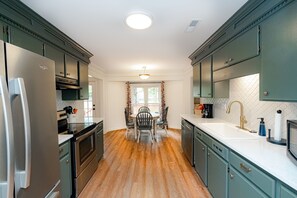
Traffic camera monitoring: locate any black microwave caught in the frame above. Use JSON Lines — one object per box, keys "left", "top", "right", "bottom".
{"left": 287, "top": 120, "right": 297, "bottom": 165}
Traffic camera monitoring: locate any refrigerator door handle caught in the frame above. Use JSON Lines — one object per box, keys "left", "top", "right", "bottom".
{"left": 0, "top": 76, "right": 15, "bottom": 198}
{"left": 9, "top": 78, "right": 31, "bottom": 189}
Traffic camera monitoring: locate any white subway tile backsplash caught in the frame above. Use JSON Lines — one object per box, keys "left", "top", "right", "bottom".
{"left": 56, "top": 90, "right": 85, "bottom": 120}
{"left": 201, "top": 74, "right": 297, "bottom": 139}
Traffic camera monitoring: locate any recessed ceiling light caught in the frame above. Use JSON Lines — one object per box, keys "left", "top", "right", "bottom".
{"left": 126, "top": 13, "right": 152, "bottom": 30}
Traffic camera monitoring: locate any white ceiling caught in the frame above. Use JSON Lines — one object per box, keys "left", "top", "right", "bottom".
{"left": 21, "top": 0, "right": 248, "bottom": 75}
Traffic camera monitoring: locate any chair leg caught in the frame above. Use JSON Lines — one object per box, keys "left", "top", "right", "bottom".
{"left": 165, "top": 125, "right": 168, "bottom": 136}
{"left": 137, "top": 130, "right": 141, "bottom": 143}
{"left": 126, "top": 128, "right": 129, "bottom": 139}
{"left": 150, "top": 130, "right": 154, "bottom": 144}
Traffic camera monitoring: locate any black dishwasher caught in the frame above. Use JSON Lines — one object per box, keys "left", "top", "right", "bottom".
{"left": 181, "top": 119, "right": 194, "bottom": 166}
{"left": 96, "top": 121, "right": 104, "bottom": 162}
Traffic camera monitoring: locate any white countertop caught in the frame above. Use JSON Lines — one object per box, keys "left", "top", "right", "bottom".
{"left": 58, "top": 134, "right": 73, "bottom": 145}
{"left": 181, "top": 114, "right": 297, "bottom": 190}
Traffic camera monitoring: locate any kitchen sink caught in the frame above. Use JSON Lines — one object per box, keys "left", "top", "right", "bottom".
{"left": 200, "top": 123, "right": 259, "bottom": 140}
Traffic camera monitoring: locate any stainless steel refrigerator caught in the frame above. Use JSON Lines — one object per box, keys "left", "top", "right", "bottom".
{"left": 0, "top": 41, "right": 61, "bottom": 198}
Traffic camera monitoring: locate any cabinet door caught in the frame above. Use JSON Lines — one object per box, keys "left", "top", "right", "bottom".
{"left": 201, "top": 56, "right": 212, "bottom": 98}
{"left": 9, "top": 26, "right": 43, "bottom": 55}
{"left": 65, "top": 54, "right": 78, "bottom": 80}
{"left": 207, "top": 148, "right": 228, "bottom": 198}
{"left": 60, "top": 154, "right": 72, "bottom": 198}
{"left": 229, "top": 166, "right": 268, "bottom": 198}
{"left": 193, "top": 62, "right": 201, "bottom": 98}
{"left": 194, "top": 134, "right": 207, "bottom": 185}
{"left": 260, "top": 2, "right": 297, "bottom": 101}
{"left": 96, "top": 130, "right": 104, "bottom": 162}
{"left": 280, "top": 184, "right": 297, "bottom": 198}
{"left": 79, "top": 61, "right": 89, "bottom": 100}
{"left": 213, "top": 26, "right": 260, "bottom": 71}
{"left": 44, "top": 44, "right": 65, "bottom": 77}
{"left": 0, "top": 21, "right": 6, "bottom": 41}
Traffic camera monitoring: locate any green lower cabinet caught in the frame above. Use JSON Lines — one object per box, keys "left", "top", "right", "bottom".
{"left": 229, "top": 166, "right": 268, "bottom": 198}
{"left": 280, "top": 184, "right": 297, "bottom": 198}
{"left": 59, "top": 141, "right": 72, "bottom": 198}
{"left": 207, "top": 148, "right": 228, "bottom": 198}
{"left": 194, "top": 133, "right": 207, "bottom": 185}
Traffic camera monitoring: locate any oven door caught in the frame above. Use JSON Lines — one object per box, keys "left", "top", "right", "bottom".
{"left": 74, "top": 127, "right": 97, "bottom": 176}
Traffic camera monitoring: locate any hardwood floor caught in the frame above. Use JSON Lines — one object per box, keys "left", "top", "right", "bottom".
{"left": 79, "top": 129, "right": 211, "bottom": 198}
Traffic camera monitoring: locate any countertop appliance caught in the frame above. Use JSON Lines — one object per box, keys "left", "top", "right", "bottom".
{"left": 0, "top": 41, "right": 60, "bottom": 197}
{"left": 56, "top": 111, "right": 98, "bottom": 197}
{"left": 181, "top": 119, "right": 194, "bottom": 166}
{"left": 287, "top": 120, "right": 297, "bottom": 165}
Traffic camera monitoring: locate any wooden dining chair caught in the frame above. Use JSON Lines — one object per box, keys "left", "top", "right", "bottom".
{"left": 157, "top": 106, "right": 169, "bottom": 136}
{"left": 136, "top": 112, "right": 154, "bottom": 143}
{"left": 138, "top": 106, "right": 150, "bottom": 113}
{"left": 124, "top": 107, "right": 134, "bottom": 139}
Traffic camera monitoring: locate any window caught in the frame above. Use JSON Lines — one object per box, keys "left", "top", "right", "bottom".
{"left": 131, "top": 84, "right": 160, "bottom": 114}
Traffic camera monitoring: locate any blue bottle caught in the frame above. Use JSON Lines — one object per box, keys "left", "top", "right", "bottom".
{"left": 258, "top": 118, "right": 266, "bottom": 136}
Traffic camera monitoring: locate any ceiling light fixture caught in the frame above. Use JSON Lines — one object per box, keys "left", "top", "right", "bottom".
{"left": 126, "top": 13, "right": 152, "bottom": 30}
{"left": 139, "top": 66, "right": 150, "bottom": 80}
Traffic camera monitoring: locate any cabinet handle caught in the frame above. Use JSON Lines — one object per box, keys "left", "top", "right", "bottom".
{"left": 263, "top": 91, "right": 269, "bottom": 96}
{"left": 66, "top": 73, "right": 70, "bottom": 76}
{"left": 59, "top": 148, "right": 63, "bottom": 154}
{"left": 59, "top": 72, "right": 64, "bottom": 74}
{"left": 202, "top": 147, "right": 205, "bottom": 151}
{"left": 66, "top": 160, "right": 69, "bottom": 164}
{"left": 228, "top": 58, "right": 233, "bottom": 62}
{"left": 208, "top": 153, "right": 210, "bottom": 157}
{"left": 230, "top": 173, "right": 234, "bottom": 179}
{"left": 240, "top": 163, "right": 252, "bottom": 173}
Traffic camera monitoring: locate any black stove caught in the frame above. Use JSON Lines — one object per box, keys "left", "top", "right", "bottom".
{"left": 68, "top": 122, "right": 96, "bottom": 137}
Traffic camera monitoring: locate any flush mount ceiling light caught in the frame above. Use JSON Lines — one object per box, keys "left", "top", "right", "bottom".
{"left": 126, "top": 13, "right": 152, "bottom": 30}
{"left": 139, "top": 66, "right": 150, "bottom": 80}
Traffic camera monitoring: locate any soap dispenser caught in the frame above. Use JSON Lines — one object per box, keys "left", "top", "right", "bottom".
{"left": 258, "top": 118, "right": 266, "bottom": 136}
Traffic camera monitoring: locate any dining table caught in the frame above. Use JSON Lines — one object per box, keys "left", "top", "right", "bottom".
{"left": 130, "top": 113, "right": 160, "bottom": 140}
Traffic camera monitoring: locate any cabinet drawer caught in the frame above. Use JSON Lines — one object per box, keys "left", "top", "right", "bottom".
{"left": 194, "top": 127, "right": 203, "bottom": 140}
{"left": 211, "top": 139, "right": 228, "bottom": 161}
{"left": 229, "top": 151, "right": 275, "bottom": 197}
{"left": 213, "top": 26, "right": 260, "bottom": 71}
{"left": 59, "top": 141, "right": 70, "bottom": 159}
{"left": 280, "top": 184, "right": 297, "bottom": 198}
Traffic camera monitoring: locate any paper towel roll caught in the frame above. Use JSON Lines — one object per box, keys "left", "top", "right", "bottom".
{"left": 274, "top": 110, "right": 282, "bottom": 141}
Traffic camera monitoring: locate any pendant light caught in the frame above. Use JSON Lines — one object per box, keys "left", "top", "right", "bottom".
{"left": 139, "top": 66, "right": 150, "bottom": 80}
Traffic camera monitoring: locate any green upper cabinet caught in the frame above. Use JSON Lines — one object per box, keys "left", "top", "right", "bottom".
{"left": 213, "top": 26, "right": 260, "bottom": 71}
{"left": 200, "top": 56, "right": 212, "bottom": 98}
{"left": 193, "top": 62, "right": 201, "bottom": 98}
{"left": 0, "top": 21, "right": 6, "bottom": 41}
{"left": 62, "top": 61, "right": 89, "bottom": 100}
{"left": 78, "top": 61, "right": 89, "bottom": 100}
{"left": 260, "top": 1, "right": 297, "bottom": 101}
{"left": 9, "top": 26, "right": 43, "bottom": 55}
{"left": 44, "top": 44, "right": 65, "bottom": 77}
{"left": 65, "top": 54, "right": 78, "bottom": 80}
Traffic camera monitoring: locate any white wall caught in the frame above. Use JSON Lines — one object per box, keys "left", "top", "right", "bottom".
{"left": 88, "top": 64, "right": 194, "bottom": 132}
{"left": 165, "top": 81, "right": 184, "bottom": 129}
{"left": 105, "top": 81, "right": 126, "bottom": 131}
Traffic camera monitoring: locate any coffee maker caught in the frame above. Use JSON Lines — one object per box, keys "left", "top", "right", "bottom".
{"left": 202, "top": 104, "right": 213, "bottom": 118}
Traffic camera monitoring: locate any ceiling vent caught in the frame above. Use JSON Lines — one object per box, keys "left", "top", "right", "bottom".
{"left": 185, "top": 19, "right": 199, "bottom": 32}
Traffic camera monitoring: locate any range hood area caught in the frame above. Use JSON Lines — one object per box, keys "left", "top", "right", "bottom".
{"left": 56, "top": 76, "right": 81, "bottom": 90}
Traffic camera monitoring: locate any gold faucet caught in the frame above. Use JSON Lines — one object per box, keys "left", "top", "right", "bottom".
{"left": 226, "top": 100, "right": 248, "bottom": 130}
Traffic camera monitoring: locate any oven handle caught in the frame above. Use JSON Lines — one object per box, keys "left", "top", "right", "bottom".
{"left": 75, "top": 125, "right": 97, "bottom": 141}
